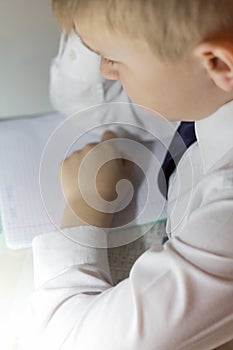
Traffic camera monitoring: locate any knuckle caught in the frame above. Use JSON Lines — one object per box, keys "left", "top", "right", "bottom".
{"left": 84, "top": 142, "right": 98, "bottom": 152}
{"left": 60, "top": 153, "right": 74, "bottom": 170}
{"left": 70, "top": 150, "right": 79, "bottom": 157}
{"left": 64, "top": 151, "right": 79, "bottom": 162}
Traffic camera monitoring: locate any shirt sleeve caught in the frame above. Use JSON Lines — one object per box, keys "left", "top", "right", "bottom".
{"left": 25, "top": 193, "right": 233, "bottom": 350}
{"left": 49, "top": 30, "right": 125, "bottom": 119}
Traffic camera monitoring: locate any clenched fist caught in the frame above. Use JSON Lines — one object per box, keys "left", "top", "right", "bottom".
{"left": 60, "top": 131, "right": 133, "bottom": 228}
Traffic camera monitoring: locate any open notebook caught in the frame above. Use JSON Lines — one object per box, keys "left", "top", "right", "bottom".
{"left": 0, "top": 113, "right": 169, "bottom": 249}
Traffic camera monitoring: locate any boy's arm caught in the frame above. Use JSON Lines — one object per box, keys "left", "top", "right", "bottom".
{"left": 24, "top": 136, "right": 233, "bottom": 349}
{"left": 25, "top": 196, "right": 233, "bottom": 350}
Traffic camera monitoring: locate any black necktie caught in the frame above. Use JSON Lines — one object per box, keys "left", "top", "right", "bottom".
{"left": 158, "top": 122, "right": 197, "bottom": 199}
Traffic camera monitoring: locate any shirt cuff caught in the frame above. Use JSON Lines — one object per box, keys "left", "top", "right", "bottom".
{"left": 32, "top": 226, "right": 110, "bottom": 289}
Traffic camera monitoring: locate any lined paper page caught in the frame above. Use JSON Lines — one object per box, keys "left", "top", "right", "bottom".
{"left": 0, "top": 114, "right": 64, "bottom": 248}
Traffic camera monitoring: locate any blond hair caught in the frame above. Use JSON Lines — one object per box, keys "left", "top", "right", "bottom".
{"left": 52, "top": 0, "right": 233, "bottom": 61}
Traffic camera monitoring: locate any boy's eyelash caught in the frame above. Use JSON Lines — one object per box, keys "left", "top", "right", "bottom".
{"left": 102, "top": 57, "right": 116, "bottom": 66}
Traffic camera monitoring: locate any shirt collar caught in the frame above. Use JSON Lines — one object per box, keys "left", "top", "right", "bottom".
{"left": 195, "top": 99, "right": 233, "bottom": 173}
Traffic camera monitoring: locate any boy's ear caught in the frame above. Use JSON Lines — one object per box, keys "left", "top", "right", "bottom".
{"left": 194, "top": 39, "right": 233, "bottom": 92}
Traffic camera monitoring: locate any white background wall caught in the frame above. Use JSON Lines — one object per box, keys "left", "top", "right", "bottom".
{"left": 0, "top": 0, "right": 60, "bottom": 118}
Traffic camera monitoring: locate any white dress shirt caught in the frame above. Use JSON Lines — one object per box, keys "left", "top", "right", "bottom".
{"left": 22, "top": 34, "right": 233, "bottom": 350}
{"left": 23, "top": 101, "right": 233, "bottom": 350}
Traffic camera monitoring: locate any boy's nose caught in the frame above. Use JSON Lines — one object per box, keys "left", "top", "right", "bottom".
{"left": 100, "top": 58, "right": 120, "bottom": 80}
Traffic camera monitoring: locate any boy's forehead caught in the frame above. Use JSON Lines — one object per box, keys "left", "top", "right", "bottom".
{"left": 74, "top": 21, "right": 148, "bottom": 61}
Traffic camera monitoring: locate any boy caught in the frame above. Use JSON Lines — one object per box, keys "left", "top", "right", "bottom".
{"left": 25, "top": 1, "right": 233, "bottom": 349}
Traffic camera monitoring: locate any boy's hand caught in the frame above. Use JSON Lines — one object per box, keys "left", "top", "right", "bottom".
{"left": 60, "top": 131, "right": 133, "bottom": 228}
